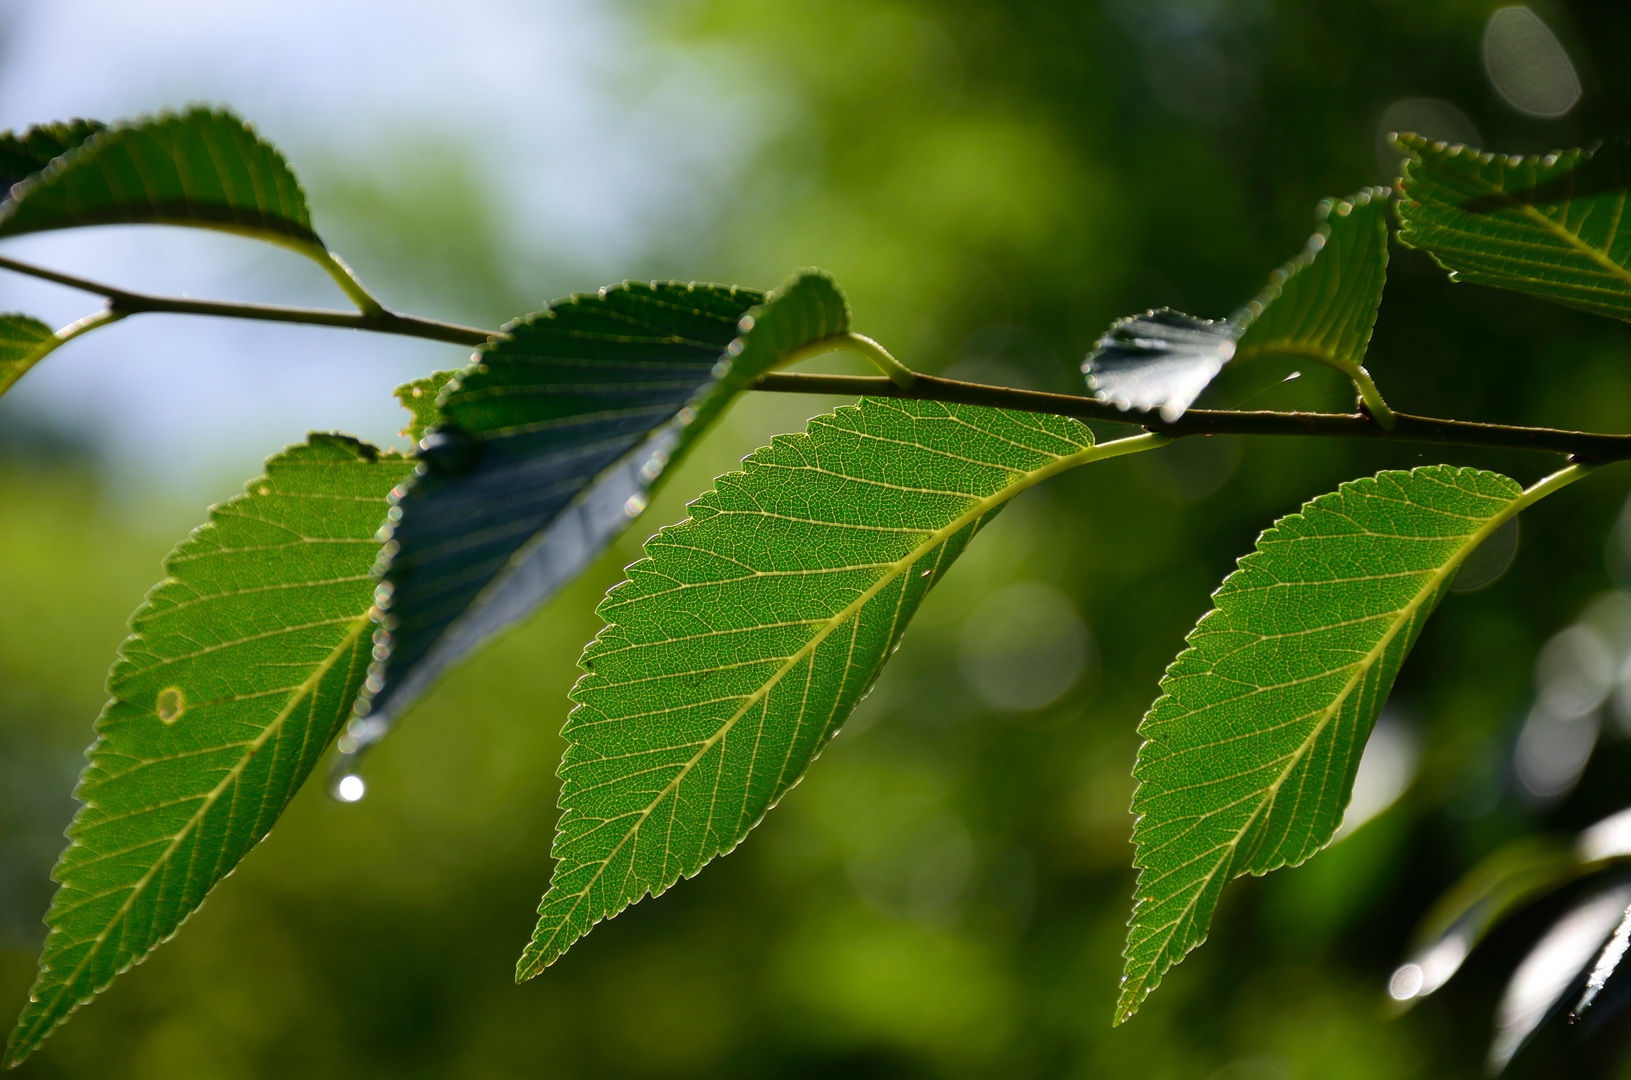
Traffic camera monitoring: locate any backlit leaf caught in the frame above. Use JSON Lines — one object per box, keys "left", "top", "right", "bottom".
{"left": 394, "top": 369, "right": 458, "bottom": 444}
{"left": 0, "top": 107, "right": 320, "bottom": 252}
{"left": 5, "top": 435, "right": 411, "bottom": 1066}
{"left": 0, "top": 313, "right": 59, "bottom": 398}
{"left": 518, "top": 399, "right": 1162, "bottom": 978}
{"left": 340, "top": 272, "right": 851, "bottom": 777}
{"left": 1117, "top": 465, "right": 1577, "bottom": 1024}
{"left": 1085, "top": 189, "right": 1390, "bottom": 419}
{"left": 1395, "top": 135, "right": 1631, "bottom": 322}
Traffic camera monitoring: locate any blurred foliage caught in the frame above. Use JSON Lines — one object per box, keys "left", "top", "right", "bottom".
{"left": 8, "top": 0, "right": 1631, "bottom": 1076}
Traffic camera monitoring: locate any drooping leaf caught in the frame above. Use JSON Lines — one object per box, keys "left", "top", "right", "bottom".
{"left": 1117, "top": 464, "right": 1580, "bottom": 1024}
{"left": 1395, "top": 135, "right": 1631, "bottom": 322}
{"left": 1488, "top": 884, "right": 1631, "bottom": 1073}
{"left": 1388, "top": 805, "right": 1631, "bottom": 1007}
{"left": 394, "top": 369, "right": 458, "bottom": 444}
{"left": 339, "top": 272, "right": 851, "bottom": 778}
{"left": 1084, "top": 188, "right": 1390, "bottom": 419}
{"left": 518, "top": 399, "right": 1162, "bottom": 978}
{"left": 0, "top": 107, "right": 321, "bottom": 252}
{"left": 0, "top": 313, "right": 60, "bottom": 398}
{"left": 6, "top": 435, "right": 411, "bottom": 1066}
{"left": 0, "top": 119, "right": 103, "bottom": 192}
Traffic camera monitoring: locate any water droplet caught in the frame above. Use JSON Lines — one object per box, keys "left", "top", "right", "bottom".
{"left": 156, "top": 687, "right": 185, "bottom": 724}
{"left": 624, "top": 493, "right": 649, "bottom": 517}
{"left": 335, "top": 774, "right": 366, "bottom": 802}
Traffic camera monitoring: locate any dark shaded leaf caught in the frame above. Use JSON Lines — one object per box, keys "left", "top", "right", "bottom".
{"left": 0, "top": 107, "right": 320, "bottom": 251}
{"left": 339, "top": 272, "right": 851, "bottom": 776}
{"left": 0, "top": 120, "right": 103, "bottom": 192}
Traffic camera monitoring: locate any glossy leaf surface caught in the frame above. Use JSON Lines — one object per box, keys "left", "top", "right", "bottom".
{"left": 519, "top": 399, "right": 1160, "bottom": 977}
{"left": 7, "top": 436, "right": 410, "bottom": 1065}
{"left": 1118, "top": 466, "right": 1546, "bottom": 1023}
{"left": 347, "top": 273, "right": 850, "bottom": 771}
{"left": 1396, "top": 136, "right": 1631, "bottom": 322}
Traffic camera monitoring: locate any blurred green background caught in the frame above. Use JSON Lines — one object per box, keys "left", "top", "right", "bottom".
{"left": 6, "top": 0, "right": 1631, "bottom": 1076}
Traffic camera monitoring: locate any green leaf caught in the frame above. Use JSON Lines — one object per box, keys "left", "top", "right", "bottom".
{"left": 1085, "top": 188, "right": 1390, "bottom": 420}
{"left": 6, "top": 435, "right": 411, "bottom": 1066}
{"left": 339, "top": 272, "right": 852, "bottom": 779}
{"left": 0, "top": 119, "right": 103, "bottom": 191}
{"left": 0, "top": 313, "right": 60, "bottom": 397}
{"left": 394, "top": 369, "right": 459, "bottom": 444}
{"left": 1232, "top": 188, "right": 1391, "bottom": 373}
{"left": 0, "top": 107, "right": 320, "bottom": 252}
{"left": 1395, "top": 135, "right": 1631, "bottom": 322}
{"left": 1116, "top": 464, "right": 1581, "bottom": 1024}
{"left": 518, "top": 399, "right": 1162, "bottom": 979}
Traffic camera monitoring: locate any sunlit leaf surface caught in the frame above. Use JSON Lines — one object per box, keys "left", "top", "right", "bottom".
{"left": 1396, "top": 135, "right": 1631, "bottom": 322}
{"left": 518, "top": 400, "right": 1159, "bottom": 977}
{"left": 1085, "top": 189, "right": 1389, "bottom": 419}
{"left": 1118, "top": 466, "right": 1543, "bottom": 1023}
{"left": 6, "top": 436, "right": 411, "bottom": 1066}
{"left": 348, "top": 273, "right": 850, "bottom": 771}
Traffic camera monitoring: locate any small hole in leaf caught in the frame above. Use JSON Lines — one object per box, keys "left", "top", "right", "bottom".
{"left": 157, "top": 687, "right": 185, "bottom": 723}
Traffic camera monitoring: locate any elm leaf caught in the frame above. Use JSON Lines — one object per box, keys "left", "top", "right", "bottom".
{"left": 1085, "top": 189, "right": 1390, "bottom": 420}
{"left": 5, "top": 435, "right": 412, "bottom": 1066}
{"left": 1395, "top": 135, "right": 1631, "bottom": 322}
{"left": 336, "top": 272, "right": 851, "bottom": 780}
{"left": 1117, "top": 464, "right": 1585, "bottom": 1024}
{"left": 518, "top": 399, "right": 1163, "bottom": 978}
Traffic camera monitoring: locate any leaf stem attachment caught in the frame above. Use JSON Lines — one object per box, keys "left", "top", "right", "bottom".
{"left": 780, "top": 331, "right": 917, "bottom": 388}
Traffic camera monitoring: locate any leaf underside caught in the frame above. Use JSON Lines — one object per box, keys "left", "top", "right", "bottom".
{"left": 1084, "top": 188, "right": 1389, "bottom": 419}
{"left": 1396, "top": 135, "right": 1631, "bottom": 322}
{"left": 0, "top": 313, "right": 59, "bottom": 397}
{"left": 1117, "top": 466, "right": 1525, "bottom": 1023}
{"left": 0, "top": 106, "right": 320, "bottom": 249}
{"left": 355, "top": 272, "right": 849, "bottom": 752}
{"left": 7, "top": 435, "right": 410, "bottom": 1066}
{"left": 519, "top": 398, "right": 1133, "bottom": 978}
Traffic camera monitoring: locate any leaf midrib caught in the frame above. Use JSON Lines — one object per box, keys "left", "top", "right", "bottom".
{"left": 523, "top": 427, "right": 1168, "bottom": 974}
{"left": 1118, "top": 470, "right": 1573, "bottom": 1021}
{"left": 20, "top": 611, "right": 371, "bottom": 1051}
{"left": 1448, "top": 161, "right": 1631, "bottom": 294}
